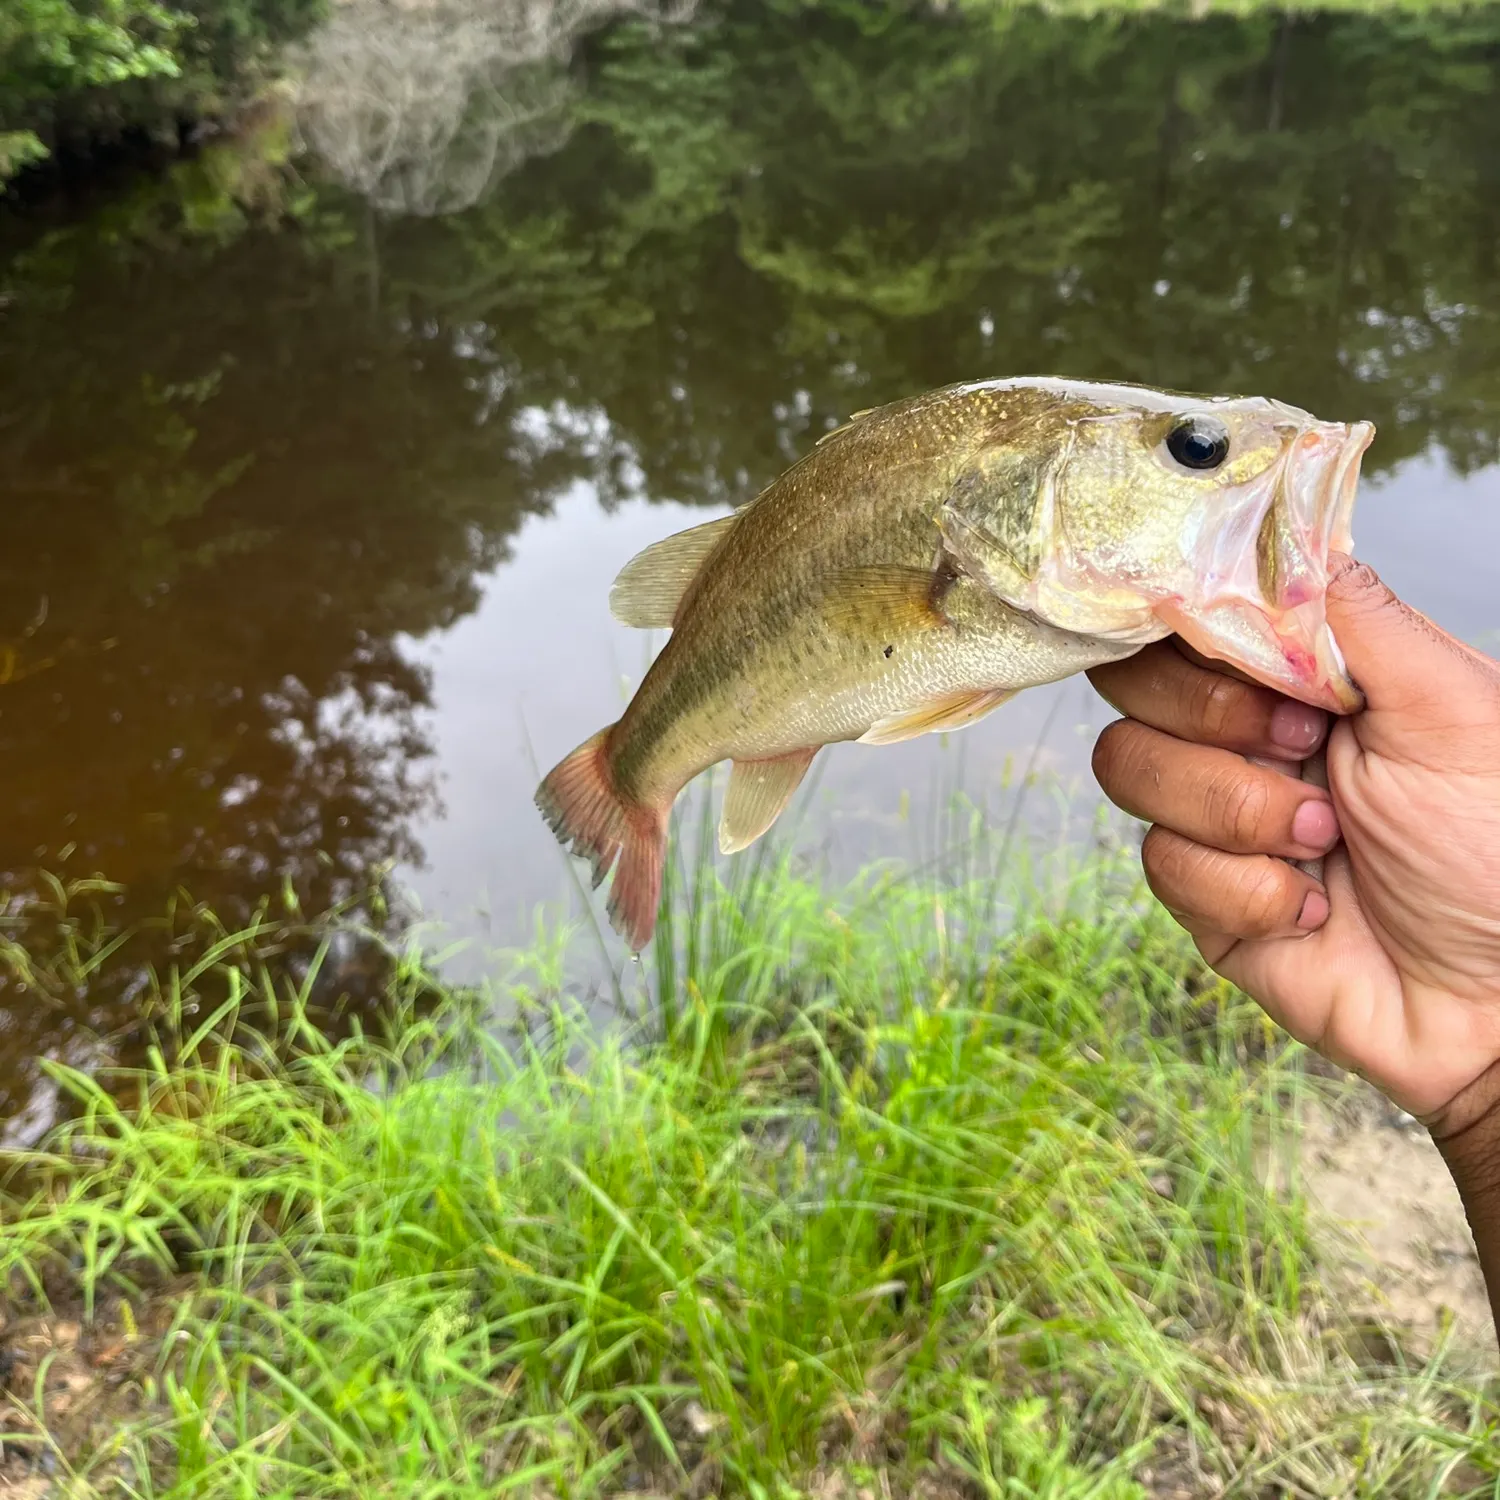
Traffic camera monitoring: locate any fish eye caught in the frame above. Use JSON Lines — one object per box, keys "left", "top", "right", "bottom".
{"left": 1165, "top": 416, "right": 1231, "bottom": 471}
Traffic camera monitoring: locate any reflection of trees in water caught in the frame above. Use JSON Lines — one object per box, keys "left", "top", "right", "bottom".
{"left": 385, "top": 1, "right": 1500, "bottom": 497}
{"left": 293, "top": 0, "right": 699, "bottom": 215}
{"left": 0, "top": 190, "right": 531, "bottom": 1130}
{"left": 1, "top": 0, "right": 1499, "bottom": 1130}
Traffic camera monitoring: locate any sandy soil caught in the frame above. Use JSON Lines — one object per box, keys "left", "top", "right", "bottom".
{"left": 1297, "top": 1087, "right": 1494, "bottom": 1353}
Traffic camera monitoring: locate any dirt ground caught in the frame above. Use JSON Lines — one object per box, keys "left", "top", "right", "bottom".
{"left": 1297, "top": 1088, "right": 1494, "bottom": 1353}
{"left": 0, "top": 1279, "right": 188, "bottom": 1496}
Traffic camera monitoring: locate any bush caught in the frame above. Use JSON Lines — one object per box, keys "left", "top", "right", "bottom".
{"left": 0, "top": 0, "right": 324, "bottom": 183}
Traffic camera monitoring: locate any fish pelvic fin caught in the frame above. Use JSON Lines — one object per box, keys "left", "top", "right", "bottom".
{"left": 535, "top": 726, "right": 667, "bottom": 952}
{"left": 858, "top": 688, "right": 1016, "bottom": 747}
{"left": 719, "top": 747, "right": 818, "bottom": 855}
{"left": 609, "top": 514, "right": 739, "bottom": 629}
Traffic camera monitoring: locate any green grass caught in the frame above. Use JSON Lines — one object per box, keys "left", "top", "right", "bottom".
{"left": 1, "top": 814, "right": 1498, "bottom": 1497}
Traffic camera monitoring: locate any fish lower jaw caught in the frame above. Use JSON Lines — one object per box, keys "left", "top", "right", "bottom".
{"left": 1155, "top": 597, "right": 1362, "bottom": 714}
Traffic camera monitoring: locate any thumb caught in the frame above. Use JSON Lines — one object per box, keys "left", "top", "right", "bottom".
{"left": 1326, "top": 554, "right": 1500, "bottom": 747}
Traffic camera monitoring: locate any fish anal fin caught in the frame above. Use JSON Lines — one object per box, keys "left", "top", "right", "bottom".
{"left": 822, "top": 565, "right": 953, "bottom": 637}
{"left": 858, "top": 688, "right": 1016, "bottom": 747}
{"left": 609, "top": 514, "right": 738, "bottom": 629}
{"left": 719, "top": 747, "right": 818, "bottom": 855}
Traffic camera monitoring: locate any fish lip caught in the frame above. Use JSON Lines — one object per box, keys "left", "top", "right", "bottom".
{"left": 1323, "top": 420, "right": 1374, "bottom": 556}
{"left": 1282, "top": 418, "right": 1374, "bottom": 567}
{"left": 1319, "top": 629, "right": 1364, "bottom": 712}
{"left": 1301, "top": 624, "right": 1365, "bottom": 712}
{"left": 1273, "top": 419, "right": 1375, "bottom": 712}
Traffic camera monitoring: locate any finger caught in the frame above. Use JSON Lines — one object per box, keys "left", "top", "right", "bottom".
{"left": 1172, "top": 639, "right": 1262, "bottom": 688}
{"left": 1326, "top": 555, "right": 1500, "bottom": 757}
{"left": 1141, "top": 826, "right": 1329, "bottom": 941}
{"left": 1093, "top": 720, "right": 1341, "bottom": 860}
{"left": 1088, "top": 640, "right": 1328, "bottom": 761}
{"left": 1201, "top": 847, "right": 1395, "bottom": 1082}
{"left": 1159, "top": 910, "right": 1237, "bottom": 969}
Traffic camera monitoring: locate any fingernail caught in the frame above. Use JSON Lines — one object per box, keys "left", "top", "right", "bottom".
{"left": 1270, "top": 701, "right": 1325, "bottom": 752}
{"left": 1291, "top": 799, "right": 1340, "bottom": 851}
{"left": 1297, "top": 889, "right": 1330, "bottom": 931}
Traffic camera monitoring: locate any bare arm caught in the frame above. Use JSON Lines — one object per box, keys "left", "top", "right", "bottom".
{"left": 1430, "top": 1071, "right": 1500, "bottom": 1336}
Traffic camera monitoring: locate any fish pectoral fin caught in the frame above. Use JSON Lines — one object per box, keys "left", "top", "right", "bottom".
{"left": 609, "top": 514, "right": 739, "bottom": 628}
{"left": 858, "top": 688, "right": 1016, "bottom": 747}
{"left": 822, "top": 565, "right": 953, "bottom": 636}
{"left": 719, "top": 747, "right": 818, "bottom": 855}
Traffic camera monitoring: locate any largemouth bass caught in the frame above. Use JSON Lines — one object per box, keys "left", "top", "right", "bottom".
{"left": 536, "top": 377, "right": 1375, "bottom": 950}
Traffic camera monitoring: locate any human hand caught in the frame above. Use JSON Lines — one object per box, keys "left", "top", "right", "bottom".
{"left": 1086, "top": 556, "right": 1500, "bottom": 1138}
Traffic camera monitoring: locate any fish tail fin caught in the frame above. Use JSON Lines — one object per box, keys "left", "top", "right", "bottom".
{"left": 535, "top": 726, "right": 667, "bottom": 952}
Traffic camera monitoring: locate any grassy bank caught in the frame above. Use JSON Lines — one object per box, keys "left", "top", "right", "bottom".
{"left": 1, "top": 832, "right": 1497, "bottom": 1497}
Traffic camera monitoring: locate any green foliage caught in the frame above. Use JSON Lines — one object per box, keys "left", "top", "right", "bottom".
{"left": 0, "top": 126, "right": 49, "bottom": 175}
{"left": 2, "top": 840, "right": 1498, "bottom": 1494}
{"left": 0, "top": 0, "right": 185, "bottom": 99}
{"left": 0, "top": 0, "right": 322, "bottom": 182}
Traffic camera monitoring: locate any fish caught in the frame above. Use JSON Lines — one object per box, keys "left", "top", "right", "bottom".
{"left": 535, "top": 376, "right": 1375, "bottom": 951}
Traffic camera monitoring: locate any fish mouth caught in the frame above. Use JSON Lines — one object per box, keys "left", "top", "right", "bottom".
{"left": 1325, "top": 420, "right": 1369, "bottom": 556}
{"left": 1163, "top": 419, "right": 1375, "bottom": 715}
{"left": 1266, "top": 418, "right": 1375, "bottom": 712}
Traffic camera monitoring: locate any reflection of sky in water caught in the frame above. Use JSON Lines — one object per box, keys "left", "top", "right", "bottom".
{"left": 397, "top": 447, "right": 1500, "bottom": 958}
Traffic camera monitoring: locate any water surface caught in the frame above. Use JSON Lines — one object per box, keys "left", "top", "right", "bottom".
{"left": 2, "top": 0, "right": 1499, "bottom": 1128}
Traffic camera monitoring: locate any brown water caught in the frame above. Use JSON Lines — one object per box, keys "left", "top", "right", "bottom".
{"left": 2, "top": 0, "right": 1500, "bottom": 1134}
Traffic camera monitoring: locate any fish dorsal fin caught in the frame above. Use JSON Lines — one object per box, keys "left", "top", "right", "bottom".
{"left": 858, "top": 688, "right": 1015, "bottom": 747}
{"left": 719, "top": 747, "right": 818, "bottom": 855}
{"left": 609, "top": 514, "right": 738, "bottom": 629}
{"left": 815, "top": 404, "right": 882, "bottom": 447}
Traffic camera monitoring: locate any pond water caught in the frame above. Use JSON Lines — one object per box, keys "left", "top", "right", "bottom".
{"left": 2, "top": 0, "right": 1499, "bottom": 1129}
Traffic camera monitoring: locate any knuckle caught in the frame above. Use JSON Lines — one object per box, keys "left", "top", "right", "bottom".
{"left": 1212, "top": 770, "right": 1271, "bottom": 849}
{"left": 1091, "top": 720, "right": 1131, "bottom": 788}
{"left": 1139, "top": 822, "right": 1168, "bottom": 868}
{"left": 1084, "top": 659, "right": 1127, "bottom": 704}
{"left": 1190, "top": 670, "right": 1242, "bottom": 742}
{"left": 1241, "top": 863, "right": 1295, "bottom": 936}
{"left": 1140, "top": 824, "right": 1188, "bottom": 892}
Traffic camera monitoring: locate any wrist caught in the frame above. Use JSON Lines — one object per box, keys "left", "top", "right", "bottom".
{"left": 1423, "top": 1056, "right": 1500, "bottom": 1341}
{"left": 1423, "top": 1054, "right": 1500, "bottom": 1158}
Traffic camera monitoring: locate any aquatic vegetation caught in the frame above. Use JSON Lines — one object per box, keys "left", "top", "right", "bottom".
{"left": 2, "top": 832, "right": 1497, "bottom": 1495}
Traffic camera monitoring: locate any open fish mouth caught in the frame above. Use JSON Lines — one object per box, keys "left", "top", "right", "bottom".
{"left": 1325, "top": 421, "right": 1369, "bottom": 556}
{"left": 1267, "top": 417, "right": 1375, "bottom": 712}
{"left": 1161, "top": 418, "right": 1375, "bottom": 714}
{"left": 1281, "top": 418, "right": 1371, "bottom": 577}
